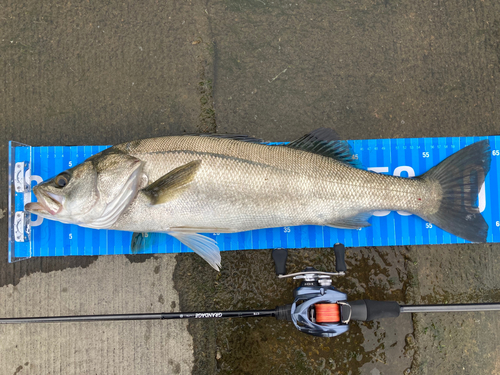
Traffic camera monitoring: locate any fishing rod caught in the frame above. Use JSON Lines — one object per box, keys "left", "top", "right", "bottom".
{"left": 1, "top": 244, "right": 500, "bottom": 338}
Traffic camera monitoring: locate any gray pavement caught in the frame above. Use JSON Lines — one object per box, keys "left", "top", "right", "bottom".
{"left": 1, "top": 256, "right": 193, "bottom": 374}
{"left": 1, "top": 0, "right": 500, "bottom": 374}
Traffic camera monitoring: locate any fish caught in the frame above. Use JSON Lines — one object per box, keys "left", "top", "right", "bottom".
{"left": 25, "top": 129, "right": 491, "bottom": 270}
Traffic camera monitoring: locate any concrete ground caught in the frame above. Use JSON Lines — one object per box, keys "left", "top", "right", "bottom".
{"left": 1, "top": 0, "right": 500, "bottom": 374}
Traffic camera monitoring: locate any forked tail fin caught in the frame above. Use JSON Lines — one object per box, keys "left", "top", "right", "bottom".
{"left": 419, "top": 140, "right": 491, "bottom": 242}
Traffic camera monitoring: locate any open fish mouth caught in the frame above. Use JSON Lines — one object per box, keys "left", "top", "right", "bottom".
{"left": 25, "top": 190, "right": 63, "bottom": 216}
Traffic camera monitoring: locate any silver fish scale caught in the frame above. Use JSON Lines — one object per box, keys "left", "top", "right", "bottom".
{"left": 110, "top": 136, "right": 439, "bottom": 233}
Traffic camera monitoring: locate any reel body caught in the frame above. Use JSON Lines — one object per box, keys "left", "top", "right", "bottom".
{"left": 291, "top": 284, "right": 348, "bottom": 338}
{"left": 276, "top": 246, "right": 352, "bottom": 338}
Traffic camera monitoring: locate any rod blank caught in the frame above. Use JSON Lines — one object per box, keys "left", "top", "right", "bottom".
{"left": 400, "top": 303, "right": 500, "bottom": 314}
{"left": 0, "top": 310, "right": 276, "bottom": 324}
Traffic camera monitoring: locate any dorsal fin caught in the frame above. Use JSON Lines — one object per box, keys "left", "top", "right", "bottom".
{"left": 186, "top": 133, "right": 264, "bottom": 143}
{"left": 286, "top": 128, "right": 361, "bottom": 168}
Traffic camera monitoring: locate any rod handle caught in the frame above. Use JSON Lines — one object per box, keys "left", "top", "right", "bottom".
{"left": 275, "top": 304, "right": 292, "bottom": 321}
{"left": 334, "top": 243, "right": 347, "bottom": 272}
{"left": 347, "top": 300, "right": 401, "bottom": 321}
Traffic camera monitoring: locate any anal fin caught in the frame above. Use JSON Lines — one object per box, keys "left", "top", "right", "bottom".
{"left": 326, "top": 212, "right": 373, "bottom": 229}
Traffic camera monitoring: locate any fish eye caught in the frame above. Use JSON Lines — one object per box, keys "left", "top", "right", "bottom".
{"left": 55, "top": 173, "right": 71, "bottom": 188}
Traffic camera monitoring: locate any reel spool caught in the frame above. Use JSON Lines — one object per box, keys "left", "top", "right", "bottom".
{"left": 314, "top": 304, "right": 341, "bottom": 323}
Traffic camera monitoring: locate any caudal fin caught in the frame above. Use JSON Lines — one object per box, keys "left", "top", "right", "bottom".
{"left": 419, "top": 140, "right": 491, "bottom": 242}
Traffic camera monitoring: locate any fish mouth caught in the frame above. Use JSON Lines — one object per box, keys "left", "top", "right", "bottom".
{"left": 25, "top": 190, "right": 64, "bottom": 216}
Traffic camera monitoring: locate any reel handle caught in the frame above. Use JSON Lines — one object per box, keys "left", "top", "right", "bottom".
{"left": 333, "top": 243, "right": 347, "bottom": 273}
{"left": 272, "top": 248, "right": 288, "bottom": 276}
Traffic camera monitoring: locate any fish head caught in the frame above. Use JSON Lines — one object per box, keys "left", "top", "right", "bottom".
{"left": 26, "top": 150, "right": 143, "bottom": 226}
{"left": 26, "top": 161, "right": 99, "bottom": 222}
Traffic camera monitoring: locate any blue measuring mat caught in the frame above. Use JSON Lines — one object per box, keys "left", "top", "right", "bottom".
{"left": 8, "top": 136, "right": 500, "bottom": 262}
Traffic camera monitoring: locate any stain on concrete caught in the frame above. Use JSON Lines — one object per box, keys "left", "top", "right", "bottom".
{"left": 175, "top": 247, "right": 412, "bottom": 374}
{"left": 158, "top": 294, "right": 165, "bottom": 304}
{"left": 407, "top": 243, "right": 500, "bottom": 375}
{"left": 0, "top": 257, "right": 98, "bottom": 289}
{"left": 168, "top": 359, "right": 182, "bottom": 375}
{"left": 198, "top": 57, "right": 217, "bottom": 133}
{"left": 175, "top": 363, "right": 182, "bottom": 374}
{"left": 13, "top": 365, "right": 23, "bottom": 375}
{"left": 124, "top": 254, "right": 157, "bottom": 264}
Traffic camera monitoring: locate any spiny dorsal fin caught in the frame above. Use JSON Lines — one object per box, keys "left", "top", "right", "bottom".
{"left": 142, "top": 160, "right": 201, "bottom": 205}
{"left": 286, "top": 128, "right": 361, "bottom": 168}
{"left": 186, "top": 133, "right": 264, "bottom": 143}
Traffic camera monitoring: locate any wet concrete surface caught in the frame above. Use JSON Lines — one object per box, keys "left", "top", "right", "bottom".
{"left": 408, "top": 244, "right": 500, "bottom": 375}
{"left": 176, "top": 245, "right": 415, "bottom": 375}
{"left": 211, "top": 247, "right": 414, "bottom": 375}
{"left": 1, "top": 0, "right": 500, "bottom": 374}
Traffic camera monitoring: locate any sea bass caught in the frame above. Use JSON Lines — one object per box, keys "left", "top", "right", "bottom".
{"left": 25, "top": 129, "right": 491, "bottom": 270}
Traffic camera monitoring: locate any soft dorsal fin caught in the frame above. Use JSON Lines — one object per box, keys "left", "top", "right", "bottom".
{"left": 286, "top": 128, "right": 361, "bottom": 168}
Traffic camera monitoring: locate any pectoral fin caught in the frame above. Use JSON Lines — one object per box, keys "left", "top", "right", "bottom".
{"left": 168, "top": 231, "right": 221, "bottom": 271}
{"left": 142, "top": 160, "right": 201, "bottom": 205}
